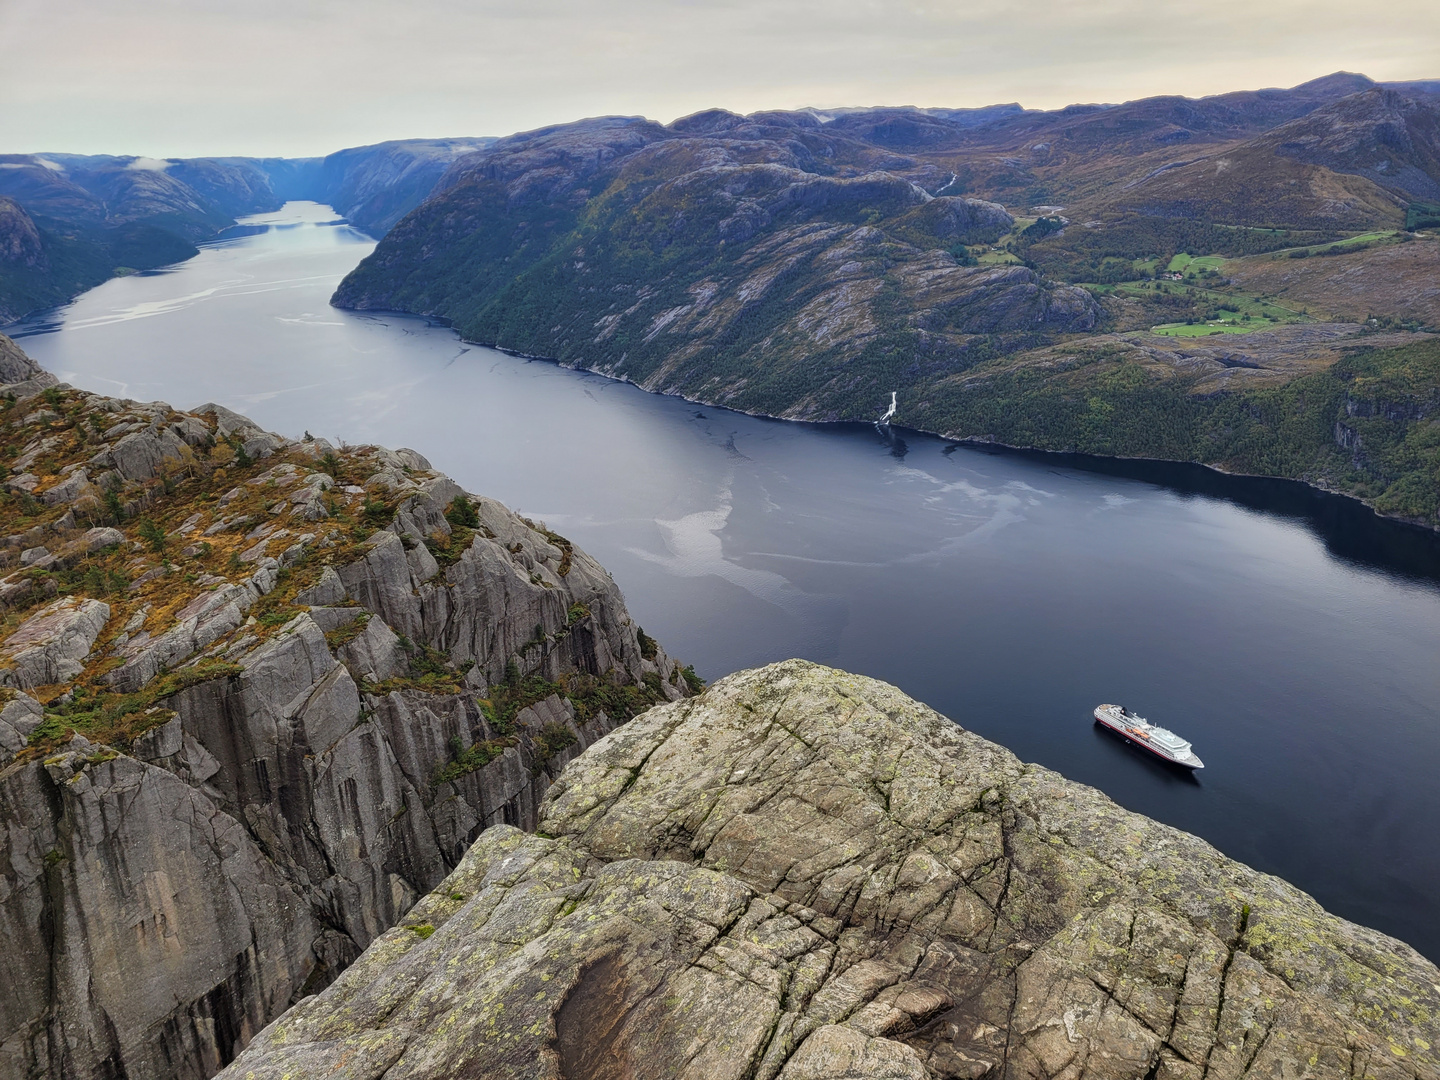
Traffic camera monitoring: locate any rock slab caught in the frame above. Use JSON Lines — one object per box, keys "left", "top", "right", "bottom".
{"left": 220, "top": 660, "right": 1440, "bottom": 1080}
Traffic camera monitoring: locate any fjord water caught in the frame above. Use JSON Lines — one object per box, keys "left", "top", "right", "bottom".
{"left": 12, "top": 203, "right": 1440, "bottom": 961}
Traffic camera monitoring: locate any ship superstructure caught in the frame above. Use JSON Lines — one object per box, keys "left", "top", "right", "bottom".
{"left": 1094, "top": 704, "right": 1204, "bottom": 769}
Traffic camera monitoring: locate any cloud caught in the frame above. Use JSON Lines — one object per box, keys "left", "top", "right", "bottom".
{"left": 0, "top": 157, "right": 65, "bottom": 172}
{"left": 124, "top": 156, "right": 172, "bottom": 172}
{"left": 0, "top": 0, "right": 1435, "bottom": 157}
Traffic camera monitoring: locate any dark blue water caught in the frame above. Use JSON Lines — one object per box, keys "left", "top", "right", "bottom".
{"left": 11, "top": 203, "right": 1440, "bottom": 961}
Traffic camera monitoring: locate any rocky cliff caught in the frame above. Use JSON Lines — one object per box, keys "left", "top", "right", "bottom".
{"left": 0, "top": 334, "right": 693, "bottom": 1079}
{"left": 220, "top": 660, "right": 1440, "bottom": 1080}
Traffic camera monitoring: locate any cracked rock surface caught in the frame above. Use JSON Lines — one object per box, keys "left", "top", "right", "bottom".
{"left": 221, "top": 660, "right": 1439, "bottom": 1080}
{"left": 0, "top": 345, "right": 693, "bottom": 1080}
{"left": 0, "top": 597, "right": 110, "bottom": 689}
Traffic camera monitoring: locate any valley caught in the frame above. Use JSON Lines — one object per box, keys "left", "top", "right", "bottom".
{"left": 3, "top": 62, "right": 1440, "bottom": 1080}
{"left": 0, "top": 138, "right": 492, "bottom": 322}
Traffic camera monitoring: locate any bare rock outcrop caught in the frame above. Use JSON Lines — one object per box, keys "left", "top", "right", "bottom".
{"left": 0, "top": 348, "right": 694, "bottom": 1080}
{"left": 221, "top": 661, "right": 1440, "bottom": 1080}
{"left": 0, "top": 597, "right": 110, "bottom": 690}
{"left": 0, "top": 325, "right": 45, "bottom": 383}
{"left": 0, "top": 691, "right": 43, "bottom": 763}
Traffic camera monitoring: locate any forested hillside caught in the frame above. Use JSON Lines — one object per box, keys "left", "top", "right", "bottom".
{"left": 332, "top": 75, "right": 1440, "bottom": 526}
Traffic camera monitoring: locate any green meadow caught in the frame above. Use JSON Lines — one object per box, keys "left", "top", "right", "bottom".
{"left": 1166, "top": 253, "right": 1226, "bottom": 273}
{"left": 1151, "top": 320, "right": 1266, "bottom": 337}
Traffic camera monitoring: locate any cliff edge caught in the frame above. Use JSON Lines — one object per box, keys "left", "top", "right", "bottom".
{"left": 0, "top": 334, "right": 693, "bottom": 1080}
{"left": 222, "top": 660, "right": 1439, "bottom": 1080}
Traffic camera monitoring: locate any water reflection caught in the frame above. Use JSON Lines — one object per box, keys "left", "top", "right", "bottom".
{"left": 995, "top": 446, "right": 1440, "bottom": 586}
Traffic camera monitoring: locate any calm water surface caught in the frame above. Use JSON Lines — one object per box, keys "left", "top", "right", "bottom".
{"left": 11, "top": 203, "right": 1440, "bottom": 960}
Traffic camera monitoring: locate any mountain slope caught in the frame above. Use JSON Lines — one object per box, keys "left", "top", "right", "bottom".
{"left": 0, "top": 334, "right": 692, "bottom": 1080}
{"left": 334, "top": 113, "right": 1098, "bottom": 419}
{"left": 331, "top": 76, "right": 1440, "bottom": 523}
{"left": 0, "top": 189, "right": 198, "bottom": 324}
{"left": 294, "top": 137, "right": 497, "bottom": 235}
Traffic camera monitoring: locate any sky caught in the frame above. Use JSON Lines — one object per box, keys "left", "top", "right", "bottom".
{"left": 1, "top": 0, "right": 1437, "bottom": 159}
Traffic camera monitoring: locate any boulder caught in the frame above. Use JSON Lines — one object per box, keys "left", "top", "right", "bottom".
{"left": 193, "top": 402, "right": 263, "bottom": 440}
{"left": 0, "top": 597, "right": 110, "bottom": 689}
{"left": 80, "top": 526, "right": 126, "bottom": 552}
{"left": 100, "top": 425, "right": 190, "bottom": 482}
{"left": 0, "top": 689, "right": 44, "bottom": 764}
{"left": 40, "top": 468, "right": 98, "bottom": 507}
{"left": 18, "top": 546, "right": 50, "bottom": 567}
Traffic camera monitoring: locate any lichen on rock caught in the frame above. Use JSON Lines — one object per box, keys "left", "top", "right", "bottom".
{"left": 0, "top": 333, "right": 693, "bottom": 1080}
{"left": 220, "top": 661, "right": 1440, "bottom": 1080}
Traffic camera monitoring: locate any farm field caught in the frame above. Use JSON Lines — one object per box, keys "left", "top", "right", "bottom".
{"left": 1166, "top": 253, "right": 1226, "bottom": 273}
{"left": 1151, "top": 320, "right": 1268, "bottom": 337}
{"left": 1085, "top": 277, "right": 1310, "bottom": 334}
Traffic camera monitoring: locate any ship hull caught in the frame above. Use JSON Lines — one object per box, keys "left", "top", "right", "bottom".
{"left": 1094, "top": 713, "right": 1203, "bottom": 769}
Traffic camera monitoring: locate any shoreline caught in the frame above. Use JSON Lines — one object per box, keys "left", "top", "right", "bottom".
{"left": 430, "top": 319, "right": 1440, "bottom": 539}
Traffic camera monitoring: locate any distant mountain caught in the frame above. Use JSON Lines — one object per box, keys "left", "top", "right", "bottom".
{"left": 0, "top": 139, "right": 495, "bottom": 323}
{"left": 332, "top": 72, "right": 1440, "bottom": 528}
{"left": 0, "top": 153, "right": 267, "bottom": 322}
{"left": 1112, "top": 87, "right": 1440, "bottom": 229}
{"left": 1388, "top": 79, "right": 1440, "bottom": 99}
{"left": 289, "top": 138, "right": 498, "bottom": 235}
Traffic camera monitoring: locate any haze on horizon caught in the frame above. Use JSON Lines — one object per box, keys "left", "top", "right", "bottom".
{"left": 1, "top": 0, "right": 1437, "bottom": 159}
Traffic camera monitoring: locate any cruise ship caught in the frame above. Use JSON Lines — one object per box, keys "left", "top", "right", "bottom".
{"left": 1094, "top": 704, "right": 1204, "bottom": 769}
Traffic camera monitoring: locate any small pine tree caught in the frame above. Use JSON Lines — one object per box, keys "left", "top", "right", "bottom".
{"left": 445, "top": 495, "right": 480, "bottom": 529}
{"left": 137, "top": 518, "right": 166, "bottom": 553}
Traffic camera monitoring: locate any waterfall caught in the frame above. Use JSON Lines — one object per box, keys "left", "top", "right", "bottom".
{"left": 879, "top": 391, "right": 897, "bottom": 426}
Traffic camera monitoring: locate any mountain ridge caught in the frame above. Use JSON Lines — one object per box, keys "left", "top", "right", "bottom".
{"left": 330, "top": 74, "right": 1440, "bottom": 529}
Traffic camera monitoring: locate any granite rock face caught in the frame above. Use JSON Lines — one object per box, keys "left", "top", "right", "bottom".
{"left": 0, "top": 331, "right": 46, "bottom": 384}
{"left": 0, "top": 597, "right": 111, "bottom": 689}
{"left": 222, "top": 661, "right": 1440, "bottom": 1080}
{"left": 0, "top": 355, "right": 691, "bottom": 1080}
